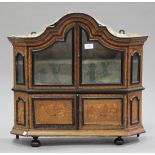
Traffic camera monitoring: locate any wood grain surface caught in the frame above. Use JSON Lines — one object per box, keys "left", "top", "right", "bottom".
{"left": 9, "top": 13, "right": 147, "bottom": 137}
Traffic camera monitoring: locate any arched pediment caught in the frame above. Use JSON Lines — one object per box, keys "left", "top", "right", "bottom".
{"left": 8, "top": 13, "right": 148, "bottom": 47}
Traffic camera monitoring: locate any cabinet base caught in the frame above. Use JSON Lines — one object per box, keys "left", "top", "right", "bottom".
{"left": 11, "top": 126, "right": 145, "bottom": 147}
{"left": 11, "top": 126, "right": 145, "bottom": 137}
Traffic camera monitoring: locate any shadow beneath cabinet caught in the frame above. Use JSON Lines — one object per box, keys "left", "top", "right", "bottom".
{"left": 12, "top": 136, "right": 140, "bottom": 147}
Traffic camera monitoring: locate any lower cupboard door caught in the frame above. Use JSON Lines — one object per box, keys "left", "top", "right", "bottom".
{"left": 30, "top": 95, "right": 77, "bottom": 129}
{"left": 79, "top": 95, "right": 125, "bottom": 130}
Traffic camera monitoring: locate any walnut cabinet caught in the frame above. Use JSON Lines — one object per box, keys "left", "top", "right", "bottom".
{"left": 8, "top": 13, "right": 148, "bottom": 146}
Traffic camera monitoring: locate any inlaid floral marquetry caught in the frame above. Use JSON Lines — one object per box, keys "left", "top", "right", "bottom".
{"left": 31, "top": 97, "right": 75, "bottom": 128}
{"left": 82, "top": 97, "right": 123, "bottom": 128}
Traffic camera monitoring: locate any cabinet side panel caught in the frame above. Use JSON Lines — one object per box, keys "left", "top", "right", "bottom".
{"left": 16, "top": 99, "right": 25, "bottom": 126}
{"left": 128, "top": 46, "right": 143, "bottom": 88}
{"left": 14, "top": 92, "right": 29, "bottom": 129}
{"left": 128, "top": 91, "right": 142, "bottom": 128}
{"left": 131, "top": 98, "right": 139, "bottom": 124}
{"left": 14, "top": 46, "right": 28, "bottom": 89}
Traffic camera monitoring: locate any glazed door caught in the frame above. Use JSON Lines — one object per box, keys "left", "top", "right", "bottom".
{"left": 77, "top": 24, "right": 126, "bottom": 89}
{"left": 30, "top": 24, "right": 126, "bottom": 89}
{"left": 30, "top": 25, "right": 78, "bottom": 89}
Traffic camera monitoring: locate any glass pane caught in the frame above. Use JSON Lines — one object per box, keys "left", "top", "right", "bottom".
{"left": 16, "top": 54, "right": 24, "bottom": 84}
{"left": 132, "top": 52, "right": 140, "bottom": 83}
{"left": 80, "top": 28, "right": 123, "bottom": 85}
{"left": 33, "top": 28, "right": 73, "bottom": 85}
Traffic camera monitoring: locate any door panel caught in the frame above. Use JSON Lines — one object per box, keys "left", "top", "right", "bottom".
{"left": 79, "top": 27, "right": 124, "bottom": 86}
{"left": 30, "top": 94, "right": 76, "bottom": 129}
{"left": 79, "top": 94, "right": 124, "bottom": 129}
{"left": 29, "top": 24, "right": 77, "bottom": 90}
{"left": 32, "top": 28, "right": 74, "bottom": 86}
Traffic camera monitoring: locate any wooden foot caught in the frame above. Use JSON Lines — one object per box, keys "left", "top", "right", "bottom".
{"left": 114, "top": 136, "right": 124, "bottom": 145}
{"left": 16, "top": 135, "right": 19, "bottom": 139}
{"left": 137, "top": 134, "right": 140, "bottom": 137}
{"left": 31, "top": 137, "right": 41, "bottom": 147}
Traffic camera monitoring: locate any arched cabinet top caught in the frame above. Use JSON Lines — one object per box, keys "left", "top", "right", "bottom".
{"left": 8, "top": 13, "right": 148, "bottom": 47}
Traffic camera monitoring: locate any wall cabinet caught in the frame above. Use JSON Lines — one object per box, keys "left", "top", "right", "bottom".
{"left": 8, "top": 13, "right": 148, "bottom": 147}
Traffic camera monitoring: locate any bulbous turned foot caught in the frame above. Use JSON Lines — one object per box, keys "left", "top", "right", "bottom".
{"left": 114, "top": 136, "right": 124, "bottom": 145}
{"left": 31, "top": 137, "right": 41, "bottom": 147}
{"left": 16, "top": 135, "right": 19, "bottom": 139}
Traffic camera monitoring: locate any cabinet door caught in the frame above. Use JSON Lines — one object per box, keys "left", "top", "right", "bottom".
{"left": 79, "top": 27, "right": 124, "bottom": 86}
{"left": 30, "top": 94, "right": 77, "bottom": 129}
{"left": 79, "top": 94, "right": 125, "bottom": 129}
{"left": 31, "top": 28, "right": 75, "bottom": 87}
